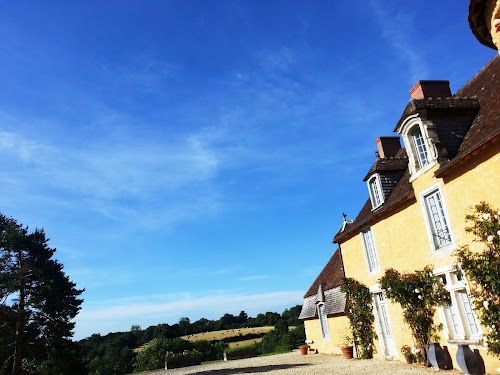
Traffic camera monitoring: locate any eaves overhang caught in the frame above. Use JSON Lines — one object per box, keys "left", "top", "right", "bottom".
{"left": 333, "top": 189, "right": 415, "bottom": 244}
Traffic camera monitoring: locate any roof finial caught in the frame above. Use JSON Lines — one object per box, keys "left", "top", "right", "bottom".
{"left": 342, "top": 212, "right": 347, "bottom": 223}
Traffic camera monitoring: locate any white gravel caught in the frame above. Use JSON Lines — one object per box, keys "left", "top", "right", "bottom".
{"left": 137, "top": 351, "right": 465, "bottom": 375}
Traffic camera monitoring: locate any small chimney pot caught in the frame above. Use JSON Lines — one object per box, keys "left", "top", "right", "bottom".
{"left": 409, "top": 80, "right": 451, "bottom": 99}
{"left": 376, "top": 137, "right": 401, "bottom": 159}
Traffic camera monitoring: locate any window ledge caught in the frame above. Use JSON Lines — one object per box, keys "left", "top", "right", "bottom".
{"left": 409, "top": 160, "right": 437, "bottom": 182}
{"left": 371, "top": 203, "right": 383, "bottom": 212}
{"left": 446, "top": 339, "right": 483, "bottom": 347}
{"left": 431, "top": 243, "right": 456, "bottom": 255}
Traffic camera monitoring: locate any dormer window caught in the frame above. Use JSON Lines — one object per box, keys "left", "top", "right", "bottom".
{"left": 367, "top": 174, "right": 384, "bottom": 210}
{"left": 398, "top": 115, "right": 437, "bottom": 179}
{"left": 410, "top": 127, "right": 429, "bottom": 169}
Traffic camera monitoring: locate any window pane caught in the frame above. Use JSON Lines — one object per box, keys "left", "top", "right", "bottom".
{"left": 369, "top": 178, "right": 381, "bottom": 207}
{"left": 425, "top": 191, "right": 452, "bottom": 249}
{"left": 411, "top": 128, "right": 429, "bottom": 168}
{"left": 362, "top": 228, "right": 379, "bottom": 272}
{"left": 318, "top": 304, "right": 330, "bottom": 339}
{"left": 457, "top": 291, "right": 479, "bottom": 336}
{"left": 443, "top": 293, "right": 461, "bottom": 338}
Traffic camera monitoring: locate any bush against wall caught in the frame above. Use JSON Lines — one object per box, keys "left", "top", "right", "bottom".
{"left": 454, "top": 202, "right": 500, "bottom": 357}
{"left": 260, "top": 324, "right": 305, "bottom": 354}
{"left": 379, "top": 266, "right": 449, "bottom": 363}
{"left": 340, "top": 278, "right": 376, "bottom": 359}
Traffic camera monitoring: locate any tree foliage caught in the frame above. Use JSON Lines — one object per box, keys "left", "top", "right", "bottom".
{"left": 455, "top": 202, "right": 500, "bottom": 357}
{"left": 0, "top": 214, "right": 84, "bottom": 375}
{"left": 340, "top": 278, "right": 376, "bottom": 359}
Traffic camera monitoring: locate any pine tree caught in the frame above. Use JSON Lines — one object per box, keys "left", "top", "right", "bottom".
{"left": 0, "top": 214, "right": 84, "bottom": 375}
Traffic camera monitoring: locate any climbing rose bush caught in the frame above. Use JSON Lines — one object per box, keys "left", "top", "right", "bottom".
{"left": 454, "top": 202, "right": 500, "bottom": 357}
{"left": 340, "top": 278, "right": 376, "bottom": 359}
{"left": 378, "top": 265, "right": 449, "bottom": 363}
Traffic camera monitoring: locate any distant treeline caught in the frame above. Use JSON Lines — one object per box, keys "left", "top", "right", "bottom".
{"left": 79, "top": 305, "right": 303, "bottom": 375}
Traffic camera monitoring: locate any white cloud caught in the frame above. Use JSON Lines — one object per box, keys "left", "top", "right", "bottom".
{"left": 258, "top": 47, "right": 295, "bottom": 73}
{"left": 238, "top": 275, "right": 272, "bottom": 281}
{"left": 0, "top": 121, "right": 221, "bottom": 229}
{"left": 100, "top": 53, "right": 181, "bottom": 92}
{"left": 369, "top": 0, "right": 429, "bottom": 83}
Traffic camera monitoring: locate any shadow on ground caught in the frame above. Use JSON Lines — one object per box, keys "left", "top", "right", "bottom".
{"left": 185, "top": 363, "right": 311, "bottom": 375}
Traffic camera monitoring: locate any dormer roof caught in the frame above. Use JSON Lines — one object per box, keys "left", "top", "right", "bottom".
{"left": 299, "top": 248, "right": 346, "bottom": 320}
{"left": 363, "top": 148, "right": 408, "bottom": 181}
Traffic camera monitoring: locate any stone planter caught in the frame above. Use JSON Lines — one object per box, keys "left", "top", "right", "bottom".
{"left": 428, "top": 342, "right": 452, "bottom": 370}
{"left": 456, "top": 344, "right": 484, "bottom": 375}
{"left": 341, "top": 346, "right": 354, "bottom": 359}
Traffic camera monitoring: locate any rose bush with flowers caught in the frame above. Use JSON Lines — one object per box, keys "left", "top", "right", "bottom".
{"left": 378, "top": 266, "right": 449, "bottom": 364}
{"left": 454, "top": 202, "right": 500, "bottom": 357}
{"left": 340, "top": 278, "right": 376, "bottom": 359}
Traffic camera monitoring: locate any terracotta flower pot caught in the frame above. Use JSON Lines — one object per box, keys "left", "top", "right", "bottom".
{"left": 405, "top": 355, "right": 414, "bottom": 364}
{"left": 341, "top": 346, "right": 354, "bottom": 359}
{"left": 299, "top": 346, "right": 309, "bottom": 355}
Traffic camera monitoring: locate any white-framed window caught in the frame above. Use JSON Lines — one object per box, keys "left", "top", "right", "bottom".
{"left": 367, "top": 174, "right": 384, "bottom": 210}
{"left": 434, "top": 265, "right": 481, "bottom": 343}
{"left": 410, "top": 126, "right": 429, "bottom": 169}
{"left": 398, "top": 115, "right": 437, "bottom": 180}
{"left": 361, "top": 227, "right": 380, "bottom": 273}
{"left": 317, "top": 302, "right": 330, "bottom": 340}
{"left": 420, "top": 184, "right": 454, "bottom": 252}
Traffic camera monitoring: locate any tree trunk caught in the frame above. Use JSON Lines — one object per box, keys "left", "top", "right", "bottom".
{"left": 12, "top": 251, "right": 25, "bottom": 375}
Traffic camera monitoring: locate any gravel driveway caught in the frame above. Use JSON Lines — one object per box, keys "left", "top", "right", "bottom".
{"left": 137, "top": 351, "right": 464, "bottom": 375}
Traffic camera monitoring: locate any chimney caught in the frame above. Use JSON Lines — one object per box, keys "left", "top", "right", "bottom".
{"left": 409, "top": 80, "right": 451, "bottom": 99}
{"left": 376, "top": 137, "right": 401, "bottom": 158}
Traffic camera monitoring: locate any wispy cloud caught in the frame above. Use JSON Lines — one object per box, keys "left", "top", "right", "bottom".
{"left": 0, "top": 120, "right": 220, "bottom": 229}
{"left": 100, "top": 53, "right": 181, "bottom": 93}
{"left": 369, "top": 0, "right": 429, "bottom": 83}
{"left": 238, "top": 275, "right": 272, "bottom": 281}
{"left": 74, "top": 290, "right": 303, "bottom": 339}
{"left": 257, "top": 47, "right": 295, "bottom": 73}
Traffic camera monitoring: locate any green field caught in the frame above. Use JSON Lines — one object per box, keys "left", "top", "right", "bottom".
{"left": 181, "top": 326, "right": 274, "bottom": 342}
{"left": 134, "top": 326, "right": 292, "bottom": 352}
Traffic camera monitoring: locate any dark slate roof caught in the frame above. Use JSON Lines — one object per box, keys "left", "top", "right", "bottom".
{"left": 299, "top": 287, "right": 346, "bottom": 320}
{"left": 436, "top": 55, "right": 500, "bottom": 176}
{"left": 335, "top": 55, "right": 500, "bottom": 244}
{"left": 299, "top": 248, "right": 346, "bottom": 320}
{"left": 334, "top": 168, "right": 415, "bottom": 244}
{"left": 394, "top": 97, "right": 480, "bottom": 133}
{"left": 363, "top": 148, "right": 408, "bottom": 181}
{"left": 304, "top": 248, "right": 345, "bottom": 298}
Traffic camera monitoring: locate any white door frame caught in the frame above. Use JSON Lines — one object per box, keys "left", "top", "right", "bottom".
{"left": 370, "top": 285, "right": 397, "bottom": 358}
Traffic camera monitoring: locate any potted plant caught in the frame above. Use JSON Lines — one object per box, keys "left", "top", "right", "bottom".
{"left": 401, "top": 345, "right": 416, "bottom": 364}
{"left": 299, "top": 344, "right": 309, "bottom": 355}
{"left": 338, "top": 330, "right": 354, "bottom": 359}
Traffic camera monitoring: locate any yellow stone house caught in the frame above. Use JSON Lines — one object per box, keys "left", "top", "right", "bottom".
{"left": 300, "top": 1, "right": 500, "bottom": 373}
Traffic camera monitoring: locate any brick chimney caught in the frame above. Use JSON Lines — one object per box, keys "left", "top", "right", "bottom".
{"left": 376, "top": 136, "right": 401, "bottom": 158}
{"left": 409, "top": 80, "right": 451, "bottom": 99}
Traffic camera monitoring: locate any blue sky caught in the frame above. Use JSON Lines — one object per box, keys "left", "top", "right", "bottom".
{"left": 0, "top": 1, "right": 496, "bottom": 340}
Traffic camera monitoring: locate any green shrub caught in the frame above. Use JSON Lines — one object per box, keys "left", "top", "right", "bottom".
{"left": 224, "top": 343, "right": 260, "bottom": 354}
{"left": 379, "top": 266, "right": 449, "bottom": 364}
{"left": 340, "top": 278, "right": 376, "bottom": 359}
{"left": 260, "top": 329, "right": 297, "bottom": 354}
{"left": 455, "top": 202, "right": 500, "bottom": 357}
